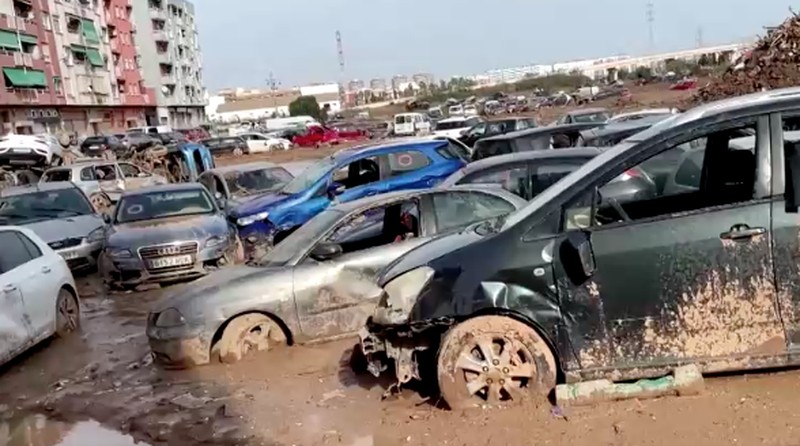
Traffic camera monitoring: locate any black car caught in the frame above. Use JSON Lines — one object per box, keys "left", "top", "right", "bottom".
{"left": 471, "top": 122, "right": 606, "bottom": 161}
{"left": 361, "top": 87, "right": 800, "bottom": 410}
{"left": 123, "top": 133, "right": 159, "bottom": 152}
{"left": 155, "top": 132, "right": 188, "bottom": 145}
{"left": 459, "top": 117, "right": 538, "bottom": 148}
{"left": 80, "top": 135, "right": 126, "bottom": 157}
{"left": 578, "top": 114, "right": 671, "bottom": 147}
{"left": 201, "top": 136, "right": 248, "bottom": 155}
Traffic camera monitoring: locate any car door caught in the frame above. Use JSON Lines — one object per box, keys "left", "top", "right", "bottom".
{"left": 0, "top": 230, "right": 33, "bottom": 363}
{"left": 557, "top": 115, "right": 783, "bottom": 374}
{"left": 95, "top": 162, "right": 125, "bottom": 201}
{"left": 13, "top": 231, "right": 58, "bottom": 339}
{"left": 292, "top": 199, "right": 431, "bottom": 339}
{"left": 384, "top": 149, "right": 437, "bottom": 191}
{"left": 331, "top": 155, "right": 388, "bottom": 203}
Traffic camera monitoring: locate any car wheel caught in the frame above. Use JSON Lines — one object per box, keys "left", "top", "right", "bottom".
{"left": 213, "top": 314, "right": 287, "bottom": 364}
{"left": 89, "top": 192, "right": 112, "bottom": 214}
{"left": 55, "top": 288, "right": 80, "bottom": 337}
{"left": 232, "top": 147, "right": 244, "bottom": 157}
{"left": 436, "top": 315, "right": 556, "bottom": 410}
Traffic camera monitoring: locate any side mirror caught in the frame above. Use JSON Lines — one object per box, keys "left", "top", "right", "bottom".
{"left": 327, "top": 182, "right": 345, "bottom": 199}
{"left": 310, "top": 243, "right": 343, "bottom": 261}
{"left": 559, "top": 230, "right": 595, "bottom": 285}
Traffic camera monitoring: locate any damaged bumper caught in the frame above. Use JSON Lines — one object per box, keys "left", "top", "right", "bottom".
{"left": 147, "top": 323, "right": 212, "bottom": 367}
{"left": 54, "top": 240, "right": 102, "bottom": 271}
{"left": 102, "top": 242, "right": 230, "bottom": 287}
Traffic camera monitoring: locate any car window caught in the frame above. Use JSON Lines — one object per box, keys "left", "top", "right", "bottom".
{"left": 17, "top": 232, "right": 42, "bottom": 259}
{"left": 0, "top": 187, "right": 95, "bottom": 225}
{"left": 94, "top": 164, "right": 118, "bottom": 181}
{"left": 0, "top": 230, "right": 34, "bottom": 273}
{"left": 42, "top": 169, "right": 71, "bottom": 182}
{"left": 80, "top": 167, "right": 96, "bottom": 181}
{"left": 469, "top": 123, "right": 487, "bottom": 136}
{"left": 118, "top": 162, "right": 141, "bottom": 177}
{"left": 532, "top": 162, "right": 586, "bottom": 197}
{"left": 331, "top": 156, "right": 381, "bottom": 190}
{"left": 115, "top": 188, "right": 214, "bottom": 224}
{"left": 388, "top": 151, "right": 430, "bottom": 176}
{"left": 326, "top": 200, "right": 420, "bottom": 253}
{"left": 673, "top": 149, "right": 705, "bottom": 189}
{"left": 460, "top": 165, "right": 531, "bottom": 199}
{"left": 432, "top": 191, "right": 516, "bottom": 233}
{"left": 473, "top": 140, "right": 513, "bottom": 160}
{"left": 223, "top": 167, "right": 294, "bottom": 197}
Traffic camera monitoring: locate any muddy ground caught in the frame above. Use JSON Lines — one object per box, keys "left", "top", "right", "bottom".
{"left": 5, "top": 85, "right": 800, "bottom": 445}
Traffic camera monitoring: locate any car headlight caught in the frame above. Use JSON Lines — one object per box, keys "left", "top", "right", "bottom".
{"left": 154, "top": 308, "right": 186, "bottom": 328}
{"left": 381, "top": 266, "right": 435, "bottom": 318}
{"left": 237, "top": 211, "right": 268, "bottom": 227}
{"left": 205, "top": 235, "right": 226, "bottom": 248}
{"left": 108, "top": 248, "right": 132, "bottom": 258}
{"left": 86, "top": 227, "right": 105, "bottom": 243}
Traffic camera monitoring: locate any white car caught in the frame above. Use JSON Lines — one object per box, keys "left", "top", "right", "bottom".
{"left": 0, "top": 134, "right": 64, "bottom": 168}
{"left": 463, "top": 105, "right": 478, "bottom": 117}
{"left": 432, "top": 116, "right": 483, "bottom": 139}
{"left": 0, "top": 226, "right": 80, "bottom": 367}
{"left": 236, "top": 132, "right": 292, "bottom": 153}
{"left": 448, "top": 105, "right": 464, "bottom": 116}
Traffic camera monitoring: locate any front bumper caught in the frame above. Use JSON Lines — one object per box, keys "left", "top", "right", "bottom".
{"left": 237, "top": 221, "right": 276, "bottom": 260}
{"left": 103, "top": 241, "right": 231, "bottom": 287}
{"left": 55, "top": 240, "right": 102, "bottom": 271}
{"left": 148, "top": 335, "right": 211, "bottom": 367}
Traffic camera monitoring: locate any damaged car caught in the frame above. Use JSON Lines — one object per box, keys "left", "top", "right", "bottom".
{"left": 360, "top": 87, "right": 800, "bottom": 409}
{"left": 99, "top": 183, "right": 241, "bottom": 290}
{"left": 146, "top": 186, "right": 525, "bottom": 367}
{"left": 198, "top": 162, "right": 294, "bottom": 209}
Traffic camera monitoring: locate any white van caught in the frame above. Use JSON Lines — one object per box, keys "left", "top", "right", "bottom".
{"left": 127, "top": 125, "right": 172, "bottom": 135}
{"left": 265, "top": 116, "right": 319, "bottom": 131}
{"left": 393, "top": 113, "right": 431, "bottom": 137}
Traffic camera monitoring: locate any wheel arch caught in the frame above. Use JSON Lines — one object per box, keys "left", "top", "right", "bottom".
{"left": 59, "top": 283, "right": 79, "bottom": 309}
{"left": 210, "top": 310, "right": 295, "bottom": 353}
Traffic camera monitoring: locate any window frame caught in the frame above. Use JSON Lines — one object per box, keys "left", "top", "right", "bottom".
{"left": 0, "top": 230, "right": 35, "bottom": 274}
{"left": 459, "top": 162, "right": 532, "bottom": 200}
{"left": 387, "top": 150, "right": 431, "bottom": 176}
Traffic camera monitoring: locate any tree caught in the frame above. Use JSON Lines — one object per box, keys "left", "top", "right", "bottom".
{"left": 288, "top": 95, "right": 323, "bottom": 121}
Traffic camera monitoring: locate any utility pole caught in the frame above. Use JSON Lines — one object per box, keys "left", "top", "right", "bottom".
{"left": 266, "top": 72, "right": 279, "bottom": 113}
{"left": 646, "top": 2, "right": 655, "bottom": 51}
{"left": 696, "top": 26, "right": 704, "bottom": 48}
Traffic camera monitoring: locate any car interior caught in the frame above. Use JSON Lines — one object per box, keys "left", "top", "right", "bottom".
{"left": 324, "top": 200, "right": 420, "bottom": 255}
{"left": 332, "top": 157, "right": 381, "bottom": 190}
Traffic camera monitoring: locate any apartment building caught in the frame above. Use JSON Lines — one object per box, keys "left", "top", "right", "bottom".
{"left": 131, "top": 0, "right": 205, "bottom": 128}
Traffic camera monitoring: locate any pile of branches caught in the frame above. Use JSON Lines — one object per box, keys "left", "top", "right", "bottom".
{"left": 691, "top": 11, "right": 800, "bottom": 105}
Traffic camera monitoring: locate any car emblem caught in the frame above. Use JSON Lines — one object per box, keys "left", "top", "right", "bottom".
{"left": 156, "top": 246, "right": 181, "bottom": 256}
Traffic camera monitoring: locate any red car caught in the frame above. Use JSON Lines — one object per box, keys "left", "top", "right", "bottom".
{"left": 670, "top": 78, "right": 698, "bottom": 91}
{"left": 291, "top": 125, "right": 367, "bottom": 147}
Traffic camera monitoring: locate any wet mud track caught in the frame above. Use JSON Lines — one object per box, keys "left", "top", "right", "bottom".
{"left": 3, "top": 277, "right": 800, "bottom": 445}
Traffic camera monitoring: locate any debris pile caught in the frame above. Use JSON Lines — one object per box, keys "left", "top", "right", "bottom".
{"left": 692, "top": 11, "right": 800, "bottom": 105}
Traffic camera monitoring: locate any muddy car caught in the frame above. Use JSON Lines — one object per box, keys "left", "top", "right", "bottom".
{"left": 99, "top": 183, "right": 240, "bottom": 290}
{"left": 360, "top": 87, "right": 800, "bottom": 410}
{"left": 146, "top": 186, "right": 525, "bottom": 367}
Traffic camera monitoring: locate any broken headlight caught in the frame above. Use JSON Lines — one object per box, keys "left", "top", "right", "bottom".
{"left": 237, "top": 212, "right": 268, "bottom": 227}
{"left": 154, "top": 308, "right": 186, "bottom": 328}
{"left": 381, "top": 266, "right": 435, "bottom": 319}
{"left": 205, "top": 235, "right": 226, "bottom": 248}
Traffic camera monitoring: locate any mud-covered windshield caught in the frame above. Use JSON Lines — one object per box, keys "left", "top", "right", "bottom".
{"left": 257, "top": 209, "right": 344, "bottom": 266}
{"left": 0, "top": 188, "right": 94, "bottom": 225}
{"left": 224, "top": 167, "right": 294, "bottom": 198}
{"left": 280, "top": 157, "right": 336, "bottom": 195}
{"left": 115, "top": 189, "right": 214, "bottom": 224}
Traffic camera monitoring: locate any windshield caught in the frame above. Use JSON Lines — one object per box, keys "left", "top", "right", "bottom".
{"left": 0, "top": 188, "right": 94, "bottom": 225}
{"left": 115, "top": 189, "right": 214, "bottom": 224}
{"left": 623, "top": 112, "right": 682, "bottom": 142}
{"left": 436, "top": 120, "right": 468, "bottom": 130}
{"left": 224, "top": 167, "right": 294, "bottom": 197}
{"left": 281, "top": 157, "right": 336, "bottom": 195}
{"left": 257, "top": 209, "right": 344, "bottom": 266}
{"left": 572, "top": 112, "right": 610, "bottom": 123}
{"left": 42, "top": 169, "right": 71, "bottom": 182}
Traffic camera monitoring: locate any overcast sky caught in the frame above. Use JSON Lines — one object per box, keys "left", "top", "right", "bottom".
{"left": 192, "top": 0, "right": 793, "bottom": 91}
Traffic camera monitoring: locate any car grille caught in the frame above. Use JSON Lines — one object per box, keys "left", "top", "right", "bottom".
{"left": 48, "top": 237, "right": 83, "bottom": 250}
{"left": 138, "top": 242, "right": 199, "bottom": 272}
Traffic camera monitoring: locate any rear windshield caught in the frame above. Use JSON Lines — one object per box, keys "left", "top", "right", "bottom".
{"left": 83, "top": 136, "right": 106, "bottom": 145}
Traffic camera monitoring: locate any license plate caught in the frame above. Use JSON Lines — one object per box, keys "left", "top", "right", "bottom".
{"left": 148, "top": 255, "right": 193, "bottom": 269}
{"left": 12, "top": 148, "right": 30, "bottom": 153}
{"left": 60, "top": 251, "right": 79, "bottom": 260}
{"left": 89, "top": 145, "right": 100, "bottom": 150}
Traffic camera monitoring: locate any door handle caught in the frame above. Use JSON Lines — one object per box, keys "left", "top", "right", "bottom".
{"left": 720, "top": 224, "right": 766, "bottom": 241}
{"left": 42, "top": 266, "right": 51, "bottom": 273}
{"left": 3, "top": 284, "right": 17, "bottom": 293}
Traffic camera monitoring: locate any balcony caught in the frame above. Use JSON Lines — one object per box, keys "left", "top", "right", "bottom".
{"left": 149, "top": 8, "right": 166, "bottom": 20}
{"left": 0, "top": 14, "right": 38, "bottom": 34}
{"left": 153, "top": 30, "right": 167, "bottom": 42}
{"left": 114, "top": 65, "right": 122, "bottom": 77}
{"left": 4, "top": 88, "right": 41, "bottom": 104}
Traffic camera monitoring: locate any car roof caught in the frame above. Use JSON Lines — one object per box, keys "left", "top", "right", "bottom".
{"left": 438, "top": 116, "right": 469, "bottom": 123}
{"left": 481, "top": 122, "right": 603, "bottom": 142}
{"left": 568, "top": 107, "right": 608, "bottom": 116}
{"left": 333, "top": 139, "right": 447, "bottom": 161}
{"left": 207, "top": 162, "right": 281, "bottom": 174}
{"left": 458, "top": 147, "right": 602, "bottom": 175}
{"left": 1, "top": 181, "right": 78, "bottom": 196}
{"left": 120, "top": 182, "right": 203, "bottom": 197}
{"left": 330, "top": 184, "right": 525, "bottom": 215}
{"left": 584, "top": 115, "right": 667, "bottom": 137}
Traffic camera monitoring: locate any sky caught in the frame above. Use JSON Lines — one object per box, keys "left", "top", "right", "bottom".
{"left": 192, "top": 0, "right": 795, "bottom": 92}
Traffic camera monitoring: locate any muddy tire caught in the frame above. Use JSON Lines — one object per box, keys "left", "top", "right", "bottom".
{"left": 232, "top": 147, "right": 244, "bottom": 157}
{"left": 55, "top": 288, "right": 80, "bottom": 337}
{"left": 90, "top": 192, "right": 112, "bottom": 214}
{"left": 213, "top": 314, "right": 287, "bottom": 364}
{"left": 436, "top": 315, "right": 556, "bottom": 410}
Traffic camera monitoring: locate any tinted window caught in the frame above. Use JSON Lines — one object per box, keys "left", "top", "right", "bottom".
{"left": 42, "top": 169, "right": 72, "bottom": 182}
{"left": 388, "top": 151, "right": 430, "bottom": 175}
{"left": 17, "top": 232, "right": 42, "bottom": 259}
{"left": 80, "top": 167, "right": 96, "bottom": 181}
{"left": 0, "top": 231, "right": 33, "bottom": 273}
{"left": 461, "top": 165, "right": 530, "bottom": 199}
{"left": 83, "top": 136, "right": 106, "bottom": 145}
{"left": 532, "top": 162, "right": 585, "bottom": 196}
{"left": 432, "top": 192, "right": 516, "bottom": 232}
{"left": 673, "top": 150, "right": 705, "bottom": 188}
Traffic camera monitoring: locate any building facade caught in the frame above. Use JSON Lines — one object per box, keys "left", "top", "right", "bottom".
{"left": 130, "top": 0, "right": 205, "bottom": 128}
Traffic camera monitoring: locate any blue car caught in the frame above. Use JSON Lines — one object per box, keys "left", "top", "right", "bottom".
{"left": 232, "top": 138, "right": 467, "bottom": 255}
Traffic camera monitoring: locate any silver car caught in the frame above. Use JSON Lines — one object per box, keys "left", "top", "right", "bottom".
{"left": 0, "top": 182, "right": 105, "bottom": 270}
{"left": 146, "top": 186, "right": 525, "bottom": 367}
{"left": 40, "top": 159, "right": 168, "bottom": 211}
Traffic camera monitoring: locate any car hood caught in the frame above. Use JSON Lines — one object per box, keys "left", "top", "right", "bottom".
{"left": 107, "top": 214, "right": 228, "bottom": 248}
{"left": 378, "top": 225, "right": 488, "bottom": 287}
{"left": 24, "top": 214, "right": 104, "bottom": 243}
{"left": 228, "top": 191, "right": 296, "bottom": 218}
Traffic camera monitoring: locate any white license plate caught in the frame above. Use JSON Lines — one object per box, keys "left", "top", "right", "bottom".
{"left": 148, "top": 255, "right": 193, "bottom": 269}
{"left": 60, "top": 251, "right": 79, "bottom": 260}
{"left": 12, "top": 148, "right": 30, "bottom": 153}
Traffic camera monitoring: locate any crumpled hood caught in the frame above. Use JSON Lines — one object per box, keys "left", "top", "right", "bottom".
{"left": 228, "top": 191, "right": 297, "bottom": 219}
{"left": 106, "top": 214, "right": 228, "bottom": 249}
{"left": 24, "top": 214, "right": 104, "bottom": 244}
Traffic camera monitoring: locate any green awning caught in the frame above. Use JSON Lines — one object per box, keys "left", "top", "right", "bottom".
{"left": 70, "top": 44, "right": 87, "bottom": 53}
{"left": 3, "top": 68, "right": 47, "bottom": 88}
{"left": 18, "top": 34, "right": 37, "bottom": 45}
{"left": 80, "top": 19, "right": 100, "bottom": 43}
{"left": 86, "top": 48, "right": 104, "bottom": 67}
{"left": 0, "top": 30, "right": 20, "bottom": 51}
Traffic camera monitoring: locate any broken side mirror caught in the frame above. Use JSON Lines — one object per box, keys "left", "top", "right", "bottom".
{"left": 327, "top": 182, "right": 345, "bottom": 199}
{"left": 310, "top": 243, "right": 343, "bottom": 261}
{"left": 559, "top": 230, "right": 596, "bottom": 285}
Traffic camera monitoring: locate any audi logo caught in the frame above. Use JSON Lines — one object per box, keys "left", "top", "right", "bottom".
{"left": 156, "top": 246, "right": 181, "bottom": 256}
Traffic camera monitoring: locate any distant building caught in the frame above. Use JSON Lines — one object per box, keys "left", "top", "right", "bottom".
{"left": 390, "top": 75, "right": 408, "bottom": 91}
{"left": 211, "top": 83, "right": 341, "bottom": 123}
{"left": 412, "top": 73, "right": 435, "bottom": 87}
{"left": 369, "top": 78, "right": 387, "bottom": 91}
{"left": 347, "top": 79, "right": 365, "bottom": 92}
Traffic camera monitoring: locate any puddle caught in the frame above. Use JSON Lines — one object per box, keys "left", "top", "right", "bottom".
{"left": 0, "top": 414, "right": 150, "bottom": 446}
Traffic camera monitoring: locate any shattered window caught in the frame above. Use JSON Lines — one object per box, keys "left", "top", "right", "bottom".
{"left": 432, "top": 191, "right": 516, "bottom": 233}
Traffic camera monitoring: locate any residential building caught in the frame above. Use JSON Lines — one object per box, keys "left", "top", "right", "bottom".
{"left": 211, "top": 83, "right": 342, "bottom": 123}
{"left": 369, "top": 78, "right": 386, "bottom": 91}
{"left": 346, "top": 78, "right": 363, "bottom": 92}
{"left": 131, "top": 0, "right": 205, "bottom": 128}
{"left": 411, "top": 72, "right": 434, "bottom": 87}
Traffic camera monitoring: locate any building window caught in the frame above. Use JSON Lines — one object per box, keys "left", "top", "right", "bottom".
{"left": 42, "top": 13, "right": 52, "bottom": 31}
{"left": 52, "top": 16, "right": 61, "bottom": 34}
{"left": 41, "top": 44, "right": 50, "bottom": 62}
{"left": 53, "top": 76, "right": 63, "bottom": 95}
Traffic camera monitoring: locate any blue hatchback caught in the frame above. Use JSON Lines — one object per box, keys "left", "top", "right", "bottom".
{"left": 232, "top": 138, "right": 467, "bottom": 252}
